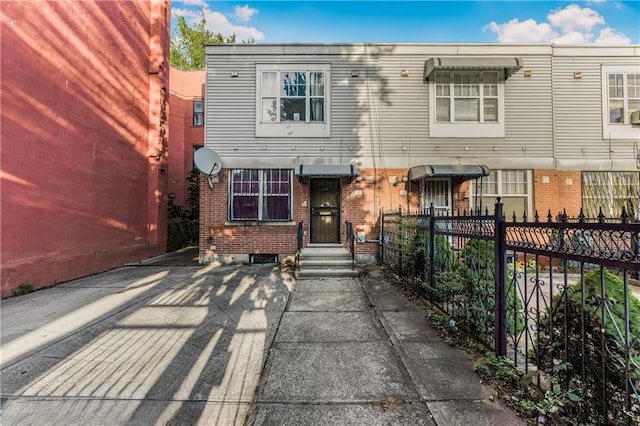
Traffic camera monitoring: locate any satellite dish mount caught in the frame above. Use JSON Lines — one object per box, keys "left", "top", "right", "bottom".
{"left": 193, "top": 148, "right": 223, "bottom": 188}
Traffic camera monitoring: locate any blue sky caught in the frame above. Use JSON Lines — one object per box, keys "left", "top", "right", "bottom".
{"left": 172, "top": 1, "right": 639, "bottom": 44}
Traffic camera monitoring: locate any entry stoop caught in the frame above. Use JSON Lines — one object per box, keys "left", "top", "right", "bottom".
{"left": 296, "top": 245, "right": 359, "bottom": 278}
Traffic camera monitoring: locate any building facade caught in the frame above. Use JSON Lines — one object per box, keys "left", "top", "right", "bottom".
{"left": 200, "top": 43, "right": 640, "bottom": 264}
{"left": 1, "top": 1, "right": 171, "bottom": 297}
{"left": 168, "top": 68, "right": 205, "bottom": 208}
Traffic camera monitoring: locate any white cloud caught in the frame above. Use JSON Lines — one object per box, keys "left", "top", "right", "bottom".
{"left": 553, "top": 31, "right": 592, "bottom": 44}
{"left": 547, "top": 4, "right": 604, "bottom": 33}
{"left": 595, "top": 27, "right": 632, "bottom": 44}
{"left": 485, "top": 3, "right": 631, "bottom": 45}
{"left": 171, "top": 8, "right": 200, "bottom": 19}
{"left": 203, "top": 10, "right": 264, "bottom": 41}
{"left": 174, "top": 0, "right": 208, "bottom": 7}
{"left": 234, "top": 5, "right": 258, "bottom": 22}
{"left": 484, "top": 19, "right": 557, "bottom": 42}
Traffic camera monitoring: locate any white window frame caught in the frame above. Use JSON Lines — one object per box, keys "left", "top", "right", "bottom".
{"left": 256, "top": 64, "right": 331, "bottom": 138}
{"left": 429, "top": 70, "right": 505, "bottom": 138}
{"left": 229, "top": 169, "right": 293, "bottom": 222}
{"left": 601, "top": 65, "right": 640, "bottom": 139}
{"left": 469, "top": 170, "right": 532, "bottom": 218}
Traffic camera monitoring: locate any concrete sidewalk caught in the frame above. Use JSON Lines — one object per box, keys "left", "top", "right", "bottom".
{"left": 249, "top": 269, "right": 524, "bottom": 425}
{"left": 1, "top": 255, "right": 523, "bottom": 425}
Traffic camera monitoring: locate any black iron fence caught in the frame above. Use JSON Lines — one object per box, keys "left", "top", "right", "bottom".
{"left": 381, "top": 199, "right": 640, "bottom": 424}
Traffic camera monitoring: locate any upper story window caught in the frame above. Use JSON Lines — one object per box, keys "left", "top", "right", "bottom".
{"left": 602, "top": 66, "right": 640, "bottom": 139}
{"left": 229, "top": 169, "right": 292, "bottom": 221}
{"left": 256, "top": 64, "right": 330, "bottom": 138}
{"left": 193, "top": 99, "right": 204, "bottom": 127}
{"left": 435, "top": 71, "right": 499, "bottom": 123}
{"left": 424, "top": 57, "right": 522, "bottom": 139}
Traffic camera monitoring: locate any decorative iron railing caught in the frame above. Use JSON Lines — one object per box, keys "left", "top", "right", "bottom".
{"left": 296, "top": 221, "right": 303, "bottom": 271}
{"left": 381, "top": 200, "right": 640, "bottom": 424}
{"left": 346, "top": 221, "right": 355, "bottom": 270}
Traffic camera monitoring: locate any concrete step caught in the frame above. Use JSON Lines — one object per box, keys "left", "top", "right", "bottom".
{"left": 295, "top": 268, "right": 359, "bottom": 278}
{"left": 299, "top": 258, "right": 354, "bottom": 268}
{"left": 296, "top": 245, "right": 358, "bottom": 278}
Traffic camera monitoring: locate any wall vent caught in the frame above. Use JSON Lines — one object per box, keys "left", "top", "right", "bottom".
{"left": 249, "top": 253, "right": 278, "bottom": 264}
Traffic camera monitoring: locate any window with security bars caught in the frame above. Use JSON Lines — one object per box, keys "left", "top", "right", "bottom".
{"left": 419, "top": 179, "right": 450, "bottom": 215}
{"left": 230, "top": 169, "right": 291, "bottom": 221}
{"left": 471, "top": 170, "right": 531, "bottom": 218}
{"left": 582, "top": 172, "right": 639, "bottom": 220}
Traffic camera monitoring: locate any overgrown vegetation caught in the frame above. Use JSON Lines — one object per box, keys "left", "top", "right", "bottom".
{"left": 170, "top": 11, "right": 236, "bottom": 70}
{"left": 383, "top": 215, "right": 640, "bottom": 424}
{"left": 168, "top": 169, "right": 200, "bottom": 251}
{"left": 535, "top": 269, "right": 640, "bottom": 424}
{"left": 11, "top": 282, "right": 34, "bottom": 297}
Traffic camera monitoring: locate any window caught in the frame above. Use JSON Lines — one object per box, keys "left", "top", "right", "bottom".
{"left": 256, "top": 64, "right": 330, "bottom": 137}
{"left": 435, "top": 71, "right": 498, "bottom": 123}
{"left": 582, "top": 172, "right": 639, "bottom": 220}
{"left": 193, "top": 99, "right": 204, "bottom": 127}
{"left": 470, "top": 170, "right": 532, "bottom": 218}
{"left": 230, "top": 169, "right": 292, "bottom": 221}
{"left": 602, "top": 66, "right": 640, "bottom": 139}
{"left": 430, "top": 70, "right": 505, "bottom": 138}
{"left": 191, "top": 145, "right": 203, "bottom": 169}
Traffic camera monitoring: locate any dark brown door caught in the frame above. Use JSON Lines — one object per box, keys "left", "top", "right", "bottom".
{"left": 310, "top": 178, "right": 340, "bottom": 243}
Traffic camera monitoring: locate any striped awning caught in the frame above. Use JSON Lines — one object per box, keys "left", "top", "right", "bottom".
{"left": 423, "top": 57, "right": 523, "bottom": 82}
{"left": 409, "top": 165, "right": 490, "bottom": 181}
{"left": 295, "top": 164, "right": 359, "bottom": 178}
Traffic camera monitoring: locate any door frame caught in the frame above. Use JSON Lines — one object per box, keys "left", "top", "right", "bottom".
{"left": 309, "top": 177, "right": 342, "bottom": 243}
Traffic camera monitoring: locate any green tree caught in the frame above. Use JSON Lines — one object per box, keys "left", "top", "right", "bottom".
{"left": 170, "top": 10, "right": 236, "bottom": 70}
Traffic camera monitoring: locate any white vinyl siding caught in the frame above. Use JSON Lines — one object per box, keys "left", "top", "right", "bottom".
{"left": 204, "top": 44, "right": 635, "bottom": 171}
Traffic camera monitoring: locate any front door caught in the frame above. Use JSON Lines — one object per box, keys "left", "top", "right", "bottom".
{"left": 310, "top": 178, "right": 341, "bottom": 243}
{"left": 420, "top": 178, "right": 451, "bottom": 215}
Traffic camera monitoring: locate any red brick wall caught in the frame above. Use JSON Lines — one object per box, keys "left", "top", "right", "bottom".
{"left": 168, "top": 69, "right": 205, "bottom": 207}
{"left": 198, "top": 167, "right": 423, "bottom": 259}
{"left": 1, "top": 1, "right": 170, "bottom": 297}
{"left": 533, "top": 170, "right": 582, "bottom": 220}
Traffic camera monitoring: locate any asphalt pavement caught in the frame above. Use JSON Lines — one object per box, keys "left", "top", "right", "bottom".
{"left": 1, "top": 248, "right": 523, "bottom": 425}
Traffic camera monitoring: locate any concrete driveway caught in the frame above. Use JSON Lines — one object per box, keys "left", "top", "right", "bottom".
{"left": 1, "top": 250, "right": 293, "bottom": 425}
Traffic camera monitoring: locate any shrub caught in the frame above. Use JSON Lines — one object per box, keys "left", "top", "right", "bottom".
{"left": 11, "top": 282, "right": 34, "bottom": 297}
{"left": 535, "top": 269, "right": 640, "bottom": 424}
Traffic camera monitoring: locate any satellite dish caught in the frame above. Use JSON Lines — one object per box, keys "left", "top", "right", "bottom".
{"left": 194, "top": 148, "right": 223, "bottom": 188}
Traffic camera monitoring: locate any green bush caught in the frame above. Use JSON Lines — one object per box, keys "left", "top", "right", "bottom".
{"left": 535, "top": 269, "right": 640, "bottom": 424}
{"left": 458, "top": 239, "right": 525, "bottom": 344}
{"left": 167, "top": 220, "right": 199, "bottom": 252}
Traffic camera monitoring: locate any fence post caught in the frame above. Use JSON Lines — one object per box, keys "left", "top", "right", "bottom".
{"left": 380, "top": 208, "right": 385, "bottom": 265}
{"left": 429, "top": 203, "right": 436, "bottom": 301}
{"left": 494, "top": 197, "right": 507, "bottom": 356}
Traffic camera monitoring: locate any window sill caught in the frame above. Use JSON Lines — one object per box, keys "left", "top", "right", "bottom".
{"left": 430, "top": 122, "right": 505, "bottom": 138}
{"left": 602, "top": 125, "right": 640, "bottom": 140}
{"left": 256, "top": 122, "right": 330, "bottom": 138}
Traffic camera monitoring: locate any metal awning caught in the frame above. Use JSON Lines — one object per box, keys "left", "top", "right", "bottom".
{"left": 409, "top": 165, "right": 490, "bottom": 181}
{"left": 423, "top": 57, "right": 523, "bottom": 82}
{"left": 295, "top": 164, "right": 359, "bottom": 178}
